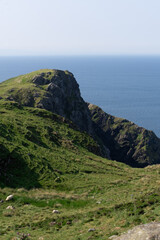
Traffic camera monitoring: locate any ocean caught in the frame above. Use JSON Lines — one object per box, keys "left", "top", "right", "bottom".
{"left": 0, "top": 56, "right": 160, "bottom": 137}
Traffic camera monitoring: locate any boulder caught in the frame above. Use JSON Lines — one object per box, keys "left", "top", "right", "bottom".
{"left": 110, "top": 222, "right": 160, "bottom": 240}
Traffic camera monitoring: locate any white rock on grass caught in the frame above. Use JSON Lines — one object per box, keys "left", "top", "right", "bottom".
{"left": 52, "top": 210, "right": 60, "bottom": 214}
{"left": 6, "top": 205, "right": 14, "bottom": 210}
{"left": 88, "top": 228, "right": 96, "bottom": 232}
{"left": 6, "top": 195, "right": 14, "bottom": 201}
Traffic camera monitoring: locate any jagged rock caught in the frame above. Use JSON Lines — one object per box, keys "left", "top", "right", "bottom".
{"left": 3, "top": 69, "right": 160, "bottom": 167}
{"left": 10, "top": 70, "right": 93, "bottom": 135}
{"left": 36, "top": 70, "right": 93, "bottom": 135}
{"left": 32, "top": 71, "right": 109, "bottom": 157}
{"left": 88, "top": 104, "right": 160, "bottom": 167}
{"left": 32, "top": 73, "right": 51, "bottom": 85}
{"left": 111, "top": 222, "right": 160, "bottom": 240}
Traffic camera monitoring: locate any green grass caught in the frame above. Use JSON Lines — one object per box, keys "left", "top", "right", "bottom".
{"left": 0, "top": 100, "right": 101, "bottom": 189}
{"left": 0, "top": 72, "right": 160, "bottom": 239}
{"left": 0, "top": 99, "right": 159, "bottom": 239}
{"left": 0, "top": 166, "right": 160, "bottom": 239}
{"left": 0, "top": 69, "right": 57, "bottom": 109}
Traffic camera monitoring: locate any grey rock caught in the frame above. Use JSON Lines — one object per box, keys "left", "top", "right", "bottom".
{"left": 88, "top": 103, "right": 160, "bottom": 167}
{"left": 32, "top": 73, "right": 50, "bottom": 85}
{"left": 33, "top": 70, "right": 94, "bottom": 135}
{"left": 88, "top": 228, "right": 96, "bottom": 232}
{"left": 111, "top": 222, "right": 160, "bottom": 240}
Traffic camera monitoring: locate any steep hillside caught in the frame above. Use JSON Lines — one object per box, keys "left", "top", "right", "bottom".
{"left": 1, "top": 69, "right": 160, "bottom": 167}
{"left": 0, "top": 100, "right": 102, "bottom": 189}
{"left": 89, "top": 104, "right": 160, "bottom": 167}
{"left": 0, "top": 100, "right": 160, "bottom": 239}
{"left": 0, "top": 70, "right": 160, "bottom": 239}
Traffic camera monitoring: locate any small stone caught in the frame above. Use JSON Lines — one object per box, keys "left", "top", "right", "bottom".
{"left": 6, "top": 205, "right": 14, "bottom": 210}
{"left": 88, "top": 228, "right": 95, "bottom": 232}
{"left": 6, "top": 195, "right": 14, "bottom": 201}
{"left": 96, "top": 201, "right": 101, "bottom": 204}
{"left": 67, "top": 221, "right": 72, "bottom": 225}
{"left": 109, "top": 236, "right": 117, "bottom": 239}
{"left": 52, "top": 210, "right": 60, "bottom": 214}
{"left": 49, "top": 221, "right": 56, "bottom": 226}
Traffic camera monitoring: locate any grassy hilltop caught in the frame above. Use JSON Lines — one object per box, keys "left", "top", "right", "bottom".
{"left": 0, "top": 70, "right": 160, "bottom": 239}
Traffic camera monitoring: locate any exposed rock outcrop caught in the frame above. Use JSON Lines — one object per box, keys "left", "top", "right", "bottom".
{"left": 35, "top": 70, "right": 93, "bottom": 134}
{"left": 110, "top": 222, "right": 160, "bottom": 240}
{"left": 10, "top": 70, "right": 93, "bottom": 135}
{"left": 3, "top": 69, "right": 160, "bottom": 167}
{"left": 88, "top": 104, "right": 160, "bottom": 167}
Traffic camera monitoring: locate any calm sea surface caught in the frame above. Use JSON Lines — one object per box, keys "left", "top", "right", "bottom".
{"left": 0, "top": 56, "right": 160, "bottom": 137}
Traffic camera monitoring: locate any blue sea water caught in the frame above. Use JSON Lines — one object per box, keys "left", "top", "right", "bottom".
{"left": 0, "top": 56, "right": 160, "bottom": 137}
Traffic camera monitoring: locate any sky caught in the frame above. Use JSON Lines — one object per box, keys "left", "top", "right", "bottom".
{"left": 0, "top": 0, "right": 160, "bottom": 56}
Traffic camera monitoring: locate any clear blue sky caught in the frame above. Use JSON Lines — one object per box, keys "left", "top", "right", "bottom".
{"left": 0, "top": 0, "right": 160, "bottom": 56}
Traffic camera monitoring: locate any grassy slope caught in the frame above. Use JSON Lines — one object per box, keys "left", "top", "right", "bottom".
{"left": 0, "top": 69, "right": 55, "bottom": 107}
{"left": 0, "top": 101, "right": 160, "bottom": 239}
{"left": 0, "top": 72, "right": 160, "bottom": 239}
{"left": 0, "top": 100, "right": 101, "bottom": 189}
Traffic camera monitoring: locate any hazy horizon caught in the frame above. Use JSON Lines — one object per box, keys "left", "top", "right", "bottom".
{"left": 1, "top": 54, "right": 160, "bottom": 57}
{"left": 1, "top": 0, "right": 160, "bottom": 56}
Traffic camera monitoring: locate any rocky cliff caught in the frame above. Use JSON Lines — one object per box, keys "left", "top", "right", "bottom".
{"left": 88, "top": 104, "right": 160, "bottom": 167}
{"left": 4, "top": 69, "right": 93, "bottom": 135}
{"left": 1, "top": 69, "right": 160, "bottom": 239}
{"left": 1, "top": 69, "right": 160, "bottom": 167}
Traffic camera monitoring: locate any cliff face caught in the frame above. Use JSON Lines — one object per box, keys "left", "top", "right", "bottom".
{"left": 34, "top": 70, "right": 94, "bottom": 135}
{"left": 3, "top": 70, "right": 93, "bottom": 135}
{"left": 88, "top": 104, "right": 160, "bottom": 167}
{"left": 1, "top": 69, "right": 160, "bottom": 167}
